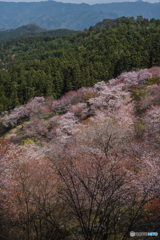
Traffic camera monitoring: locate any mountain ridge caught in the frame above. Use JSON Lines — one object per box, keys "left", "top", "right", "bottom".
{"left": 0, "top": 24, "right": 76, "bottom": 41}
{"left": 0, "top": 1, "right": 160, "bottom": 30}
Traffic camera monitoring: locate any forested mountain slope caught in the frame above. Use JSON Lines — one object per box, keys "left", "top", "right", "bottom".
{"left": 0, "top": 17, "right": 160, "bottom": 113}
{"left": 0, "top": 1, "right": 160, "bottom": 30}
{"left": 1, "top": 66, "right": 160, "bottom": 239}
{"left": 0, "top": 24, "right": 75, "bottom": 42}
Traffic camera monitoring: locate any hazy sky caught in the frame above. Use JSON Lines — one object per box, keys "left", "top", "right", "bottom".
{"left": 0, "top": 0, "right": 160, "bottom": 3}
{"left": 0, "top": 0, "right": 159, "bottom": 3}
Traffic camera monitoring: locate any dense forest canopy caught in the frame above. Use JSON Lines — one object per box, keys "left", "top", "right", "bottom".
{"left": 0, "top": 16, "right": 160, "bottom": 113}
{"left": 0, "top": 24, "right": 76, "bottom": 42}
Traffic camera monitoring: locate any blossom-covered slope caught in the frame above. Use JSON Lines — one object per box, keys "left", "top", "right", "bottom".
{"left": 1, "top": 67, "right": 159, "bottom": 149}
{"left": 1, "top": 67, "right": 160, "bottom": 240}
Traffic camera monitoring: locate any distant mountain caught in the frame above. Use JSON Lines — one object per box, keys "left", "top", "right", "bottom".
{"left": 0, "top": 1, "right": 160, "bottom": 30}
{"left": 0, "top": 24, "right": 76, "bottom": 41}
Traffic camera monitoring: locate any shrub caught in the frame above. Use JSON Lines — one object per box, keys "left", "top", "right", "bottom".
{"left": 21, "top": 137, "right": 37, "bottom": 146}
{"left": 146, "top": 77, "right": 160, "bottom": 86}
{"left": 130, "top": 86, "right": 148, "bottom": 103}
{"left": 149, "top": 85, "right": 160, "bottom": 106}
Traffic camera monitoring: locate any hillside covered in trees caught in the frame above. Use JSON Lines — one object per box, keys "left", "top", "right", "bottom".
{"left": 0, "top": 17, "right": 160, "bottom": 113}
{"left": 0, "top": 12, "right": 160, "bottom": 240}
{"left": 0, "top": 66, "right": 160, "bottom": 239}
{"left": 0, "top": 24, "right": 75, "bottom": 42}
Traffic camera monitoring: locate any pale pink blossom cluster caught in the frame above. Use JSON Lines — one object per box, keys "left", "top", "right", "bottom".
{"left": 1, "top": 97, "right": 45, "bottom": 127}
{"left": 51, "top": 87, "right": 94, "bottom": 112}
{"left": 109, "top": 69, "right": 152, "bottom": 86}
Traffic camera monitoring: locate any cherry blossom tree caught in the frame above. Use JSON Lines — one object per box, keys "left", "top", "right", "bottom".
{"left": 54, "top": 125, "right": 160, "bottom": 240}
{"left": 0, "top": 141, "right": 69, "bottom": 240}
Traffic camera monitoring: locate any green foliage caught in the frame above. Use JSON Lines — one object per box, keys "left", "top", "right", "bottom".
{"left": 145, "top": 76, "right": 160, "bottom": 85}
{"left": 0, "top": 25, "right": 76, "bottom": 42}
{"left": 0, "top": 17, "right": 160, "bottom": 113}
{"left": 21, "top": 137, "right": 37, "bottom": 146}
{"left": 130, "top": 86, "right": 148, "bottom": 103}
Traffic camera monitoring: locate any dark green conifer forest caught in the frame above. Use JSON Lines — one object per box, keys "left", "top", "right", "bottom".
{"left": 0, "top": 17, "right": 160, "bottom": 113}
